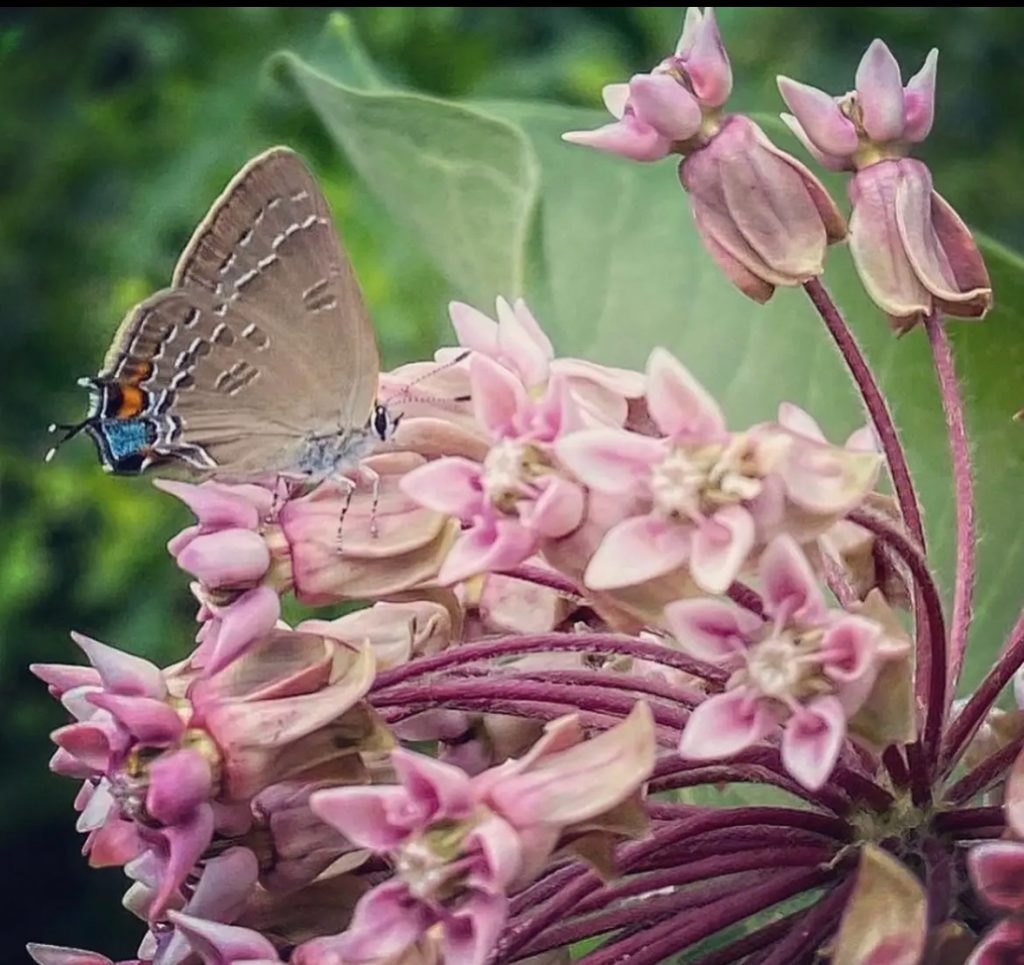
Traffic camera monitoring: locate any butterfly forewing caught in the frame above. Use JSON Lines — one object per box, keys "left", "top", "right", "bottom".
{"left": 172, "top": 147, "right": 380, "bottom": 432}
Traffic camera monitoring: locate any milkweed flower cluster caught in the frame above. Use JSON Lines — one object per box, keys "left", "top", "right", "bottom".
{"left": 33, "top": 8, "right": 1024, "bottom": 965}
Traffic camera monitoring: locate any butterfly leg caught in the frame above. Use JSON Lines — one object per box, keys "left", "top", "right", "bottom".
{"left": 334, "top": 476, "right": 358, "bottom": 554}
{"left": 269, "top": 475, "right": 300, "bottom": 522}
{"left": 360, "top": 464, "right": 382, "bottom": 538}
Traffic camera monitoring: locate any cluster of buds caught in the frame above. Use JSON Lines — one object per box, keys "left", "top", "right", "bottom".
{"left": 34, "top": 9, "right": 1024, "bottom": 965}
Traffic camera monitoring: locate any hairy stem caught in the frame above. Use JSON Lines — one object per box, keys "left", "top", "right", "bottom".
{"left": 753, "top": 876, "right": 855, "bottom": 965}
{"left": 944, "top": 736, "right": 1024, "bottom": 806}
{"left": 925, "top": 314, "right": 976, "bottom": 700}
{"left": 495, "top": 563, "right": 584, "bottom": 598}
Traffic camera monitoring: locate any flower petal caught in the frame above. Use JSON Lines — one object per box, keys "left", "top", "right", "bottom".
{"left": 646, "top": 347, "right": 726, "bottom": 440}
{"left": 203, "top": 586, "right": 281, "bottom": 676}
{"left": 855, "top": 39, "right": 906, "bottom": 142}
{"left": 166, "top": 912, "right": 280, "bottom": 964}
{"left": 967, "top": 917, "right": 1024, "bottom": 965}
{"left": 443, "top": 891, "right": 508, "bottom": 965}
{"left": 780, "top": 696, "right": 846, "bottom": 790}
{"left": 335, "top": 881, "right": 436, "bottom": 961}
{"left": 401, "top": 457, "right": 484, "bottom": 520}
{"left": 496, "top": 297, "right": 551, "bottom": 389}
{"left": 776, "top": 76, "right": 859, "bottom": 158}
{"left": 310, "top": 786, "right": 411, "bottom": 851}
{"left": 555, "top": 427, "right": 663, "bottom": 494}
{"left": 684, "top": 7, "right": 732, "bottom": 107}
{"left": 691, "top": 505, "right": 755, "bottom": 595}
{"left": 664, "top": 598, "right": 761, "bottom": 663}
{"left": 759, "top": 534, "right": 828, "bottom": 624}
{"left": 470, "top": 353, "right": 530, "bottom": 439}
{"left": 628, "top": 73, "right": 701, "bottom": 141}
{"left": 584, "top": 515, "right": 692, "bottom": 590}
{"left": 449, "top": 301, "right": 500, "bottom": 355}
{"left": 175, "top": 529, "right": 270, "bottom": 588}
{"left": 439, "top": 518, "right": 537, "bottom": 585}
{"left": 969, "top": 841, "right": 1024, "bottom": 913}
{"left": 679, "top": 688, "right": 778, "bottom": 760}
{"left": 71, "top": 632, "right": 165, "bottom": 698}
{"left": 902, "top": 48, "right": 938, "bottom": 143}
{"left": 602, "top": 83, "right": 630, "bottom": 120}
{"left": 562, "top": 120, "right": 672, "bottom": 163}
{"left": 521, "top": 477, "right": 584, "bottom": 539}
{"left": 392, "top": 747, "right": 475, "bottom": 821}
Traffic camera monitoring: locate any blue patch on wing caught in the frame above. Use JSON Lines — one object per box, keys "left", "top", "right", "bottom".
{"left": 102, "top": 419, "right": 151, "bottom": 461}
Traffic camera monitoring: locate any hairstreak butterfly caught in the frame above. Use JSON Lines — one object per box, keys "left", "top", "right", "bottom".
{"left": 47, "top": 147, "right": 398, "bottom": 488}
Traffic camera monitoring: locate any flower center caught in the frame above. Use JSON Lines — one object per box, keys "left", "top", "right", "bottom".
{"left": 746, "top": 633, "right": 804, "bottom": 700}
{"left": 397, "top": 820, "right": 471, "bottom": 900}
{"left": 650, "top": 435, "right": 767, "bottom": 520}
{"left": 482, "top": 440, "right": 543, "bottom": 512}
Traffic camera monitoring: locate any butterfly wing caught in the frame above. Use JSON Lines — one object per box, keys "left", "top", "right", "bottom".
{"left": 172, "top": 147, "right": 380, "bottom": 432}
{"left": 86, "top": 148, "right": 381, "bottom": 478}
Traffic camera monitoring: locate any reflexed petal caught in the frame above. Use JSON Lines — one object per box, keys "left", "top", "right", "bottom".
{"left": 780, "top": 113, "right": 851, "bottom": 172}
{"left": 776, "top": 76, "right": 859, "bottom": 157}
{"left": 691, "top": 505, "right": 755, "bottom": 595}
{"left": 154, "top": 478, "right": 262, "bottom": 533}
{"left": 203, "top": 586, "right": 281, "bottom": 676}
{"left": 165, "top": 912, "right": 280, "bottom": 964}
{"left": 87, "top": 692, "right": 184, "bottom": 745}
{"left": 584, "top": 515, "right": 692, "bottom": 590}
{"left": 646, "top": 347, "right": 726, "bottom": 439}
{"left": 968, "top": 841, "right": 1024, "bottom": 912}
{"left": 335, "top": 881, "right": 436, "bottom": 961}
{"left": 496, "top": 297, "right": 551, "bottom": 388}
{"left": 675, "top": 6, "right": 703, "bottom": 56}
{"left": 175, "top": 529, "right": 270, "bottom": 588}
{"left": 146, "top": 750, "right": 212, "bottom": 827}
{"left": 849, "top": 162, "right": 932, "bottom": 323}
{"left": 27, "top": 946, "right": 115, "bottom": 965}
{"left": 555, "top": 428, "right": 663, "bottom": 493}
{"left": 679, "top": 688, "right": 778, "bottom": 760}
{"left": 690, "top": 212, "right": 776, "bottom": 302}
{"left": 148, "top": 805, "right": 217, "bottom": 917}
{"left": 759, "top": 534, "right": 828, "bottom": 624}
{"left": 401, "top": 457, "right": 485, "bottom": 520}
{"left": 71, "top": 632, "right": 165, "bottom": 698}
{"left": 310, "top": 786, "right": 411, "bottom": 851}
{"left": 780, "top": 696, "right": 846, "bottom": 790}
{"left": 487, "top": 703, "right": 655, "bottom": 827}
{"left": 903, "top": 49, "right": 938, "bottom": 143}
{"left": 664, "top": 598, "right": 760, "bottom": 663}
{"left": 777, "top": 402, "right": 826, "bottom": 443}
{"left": 628, "top": 73, "right": 701, "bottom": 140}
{"left": 855, "top": 39, "right": 906, "bottom": 142}
{"left": 562, "top": 120, "right": 672, "bottom": 163}
{"left": 778, "top": 433, "right": 880, "bottom": 516}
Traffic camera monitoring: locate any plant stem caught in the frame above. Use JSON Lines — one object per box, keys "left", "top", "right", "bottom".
{"left": 942, "top": 608, "right": 1024, "bottom": 773}
{"left": 753, "top": 876, "right": 855, "bottom": 965}
{"left": 802, "top": 279, "right": 925, "bottom": 546}
{"left": 495, "top": 563, "right": 584, "bottom": 598}
{"left": 925, "top": 313, "right": 976, "bottom": 700}
{"left": 850, "top": 506, "right": 947, "bottom": 765}
{"left": 944, "top": 736, "right": 1024, "bottom": 806}
{"left": 371, "top": 632, "right": 726, "bottom": 691}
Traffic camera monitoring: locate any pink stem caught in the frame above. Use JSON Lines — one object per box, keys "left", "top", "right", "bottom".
{"left": 933, "top": 806, "right": 1005, "bottom": 834}
{"left": 371, "top": 678, "right": 687, "bottom": 729}
{"left": 690, "top": 904, "right": 831, "bottom": 965}
{"left": 516, "top": 848, "right": 833, "bottom": 957}
{"left": 849, "top": 506, "right": 947, "bottom": 765}
{"left": 494, "top": 563, "right": 584, "bottom": 598}
{"left": 882, "top": 745, "right": 910, "bottom": 787}
{"left": 578, "top": 867, "right": 833, "bottom": 965}
{"left": 727, "top": 581, "right": 766, "bottom": 616}
{"left": 802, "top": 279, "right": 926, "bottom": 545}
{"left": 942, "top": 608, "right": 1024, "bottom": 773}
{"left": 925, "top": 314, "right": 976, "bottom": 700}
{"left": 371, "top": 632, "right": 726, "bottom": 691}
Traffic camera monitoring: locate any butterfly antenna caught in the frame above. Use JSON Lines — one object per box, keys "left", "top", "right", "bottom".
{"left": 44, "top": 420, "right": 88, "bottom": 463}
{"left": 383, "top": 349, "right": 472, "bottom": 407}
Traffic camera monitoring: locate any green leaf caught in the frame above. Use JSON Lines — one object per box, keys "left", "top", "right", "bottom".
{"left": 281, "top": 23, "right": 1024, "bottom": 695}
{"left": 274, "top": 15, "right": 539, "bottom": 308}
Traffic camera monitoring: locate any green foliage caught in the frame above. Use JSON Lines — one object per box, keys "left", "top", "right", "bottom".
{"left": 3, "top": 6, "right": 1024, "bottom": 959}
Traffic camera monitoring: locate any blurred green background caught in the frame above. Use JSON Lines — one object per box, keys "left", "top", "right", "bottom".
{"left": 3, "top": 7, "right": 1023, "bottom": 959}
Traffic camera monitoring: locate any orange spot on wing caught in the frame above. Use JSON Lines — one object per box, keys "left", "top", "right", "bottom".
{"left": 122, "top": 360, "right": 154, "bottom": 386}
{"left": 116, "top": 385, "right": 147, "bottom": 418}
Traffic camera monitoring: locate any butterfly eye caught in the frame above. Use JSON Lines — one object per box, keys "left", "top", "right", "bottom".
{"left": 373, "top": 404, "right": 391, "bottom": 440}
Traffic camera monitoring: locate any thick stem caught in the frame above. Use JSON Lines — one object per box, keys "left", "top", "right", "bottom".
{"left": 850, "top": 507, "right": 948, "bottom": 766}
{"left": 942, "top": 608, "right": 1024, "bottom": 773}
{"left": 578, "top": 867, "right": 833, "bottom": 965}
{"left": 882, "top": 745, "right": 910, "bottom": 788}
{"left": 689, "top": 906, "right": 827, "bottom": 965}
{"left": 923, "top": 836, "right": 953, "bottom": 926}
{"left": 727, "top": 581, "right": 766, "bottom": 616}
{"left": 371, "top": 632, "right": 726, "bottom": 691}
{"left": 515, "top": 848, "right": 832, "bottom": 957}
{"left": 495, "top": 563, "right": 584, "bottom": 599}
{"left": 925, "top": 314, "right": 976, "bottom": 699}
{"left": 802, "top": 280, "right": 926, "bottom": 546}
{"left": 943, "top": 736, "right": 1024, "bottom": 806}
{"left": 933, "top": 805, "right": 1005, "bottom": 835}
{"left": 905, "top": 740, "right": 933, "bottom": 808}
{"left": 753, "top": 876, "right": 855, "bottom": 965}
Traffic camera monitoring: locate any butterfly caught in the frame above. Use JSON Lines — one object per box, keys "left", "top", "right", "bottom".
{"left": 48, "top": 147, "right": 397, "bottom": 487}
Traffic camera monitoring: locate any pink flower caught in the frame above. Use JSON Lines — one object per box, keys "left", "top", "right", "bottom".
{"left": 35, "top": 626, "right": 379, "bottom": 918}
{"left": 556, "top": 349, "right": 880, "bottom": 595}
{"left": 669, "top": 534, "right": 909, "bottom": 789}
{"left": 402, "top": 355, "right": 586, "bottom": 584}
{"left": 779, "top": 40, "right": 991, "bottom": 329}
{"left": 564, "top": 8, "right": 845, "bottom": 302}
{"left": 440, "top": 298, "right": 645, "bottom": 425}
{"left": 308, "top": 705, "right": 655, "bottom": 965}
{"left": 27, "top": 948, "right": 141, "bottom": 965}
